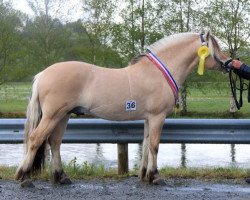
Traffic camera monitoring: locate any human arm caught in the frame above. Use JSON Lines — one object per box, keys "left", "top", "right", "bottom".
{"left": 230, "top": 60, "right": 250, "bottom": 80}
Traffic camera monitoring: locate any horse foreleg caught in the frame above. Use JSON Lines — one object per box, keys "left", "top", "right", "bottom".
{"left": 139, "top": 119, "right": 149, "bottom": 181}
{"left": 48, "top": 115, "right": 71, "bottom": 185}
{"left": 146, "top": 115, "right": 165, "bottom": 184}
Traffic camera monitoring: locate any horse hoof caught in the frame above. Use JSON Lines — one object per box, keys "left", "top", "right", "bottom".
{"left": 245, "top": 177, "right": 250, "bottom": 184}
{"left": 153, "top": 178, "right": 166, "bottom": 186}
{"left": 60, "top": 177, "right": 72, "bottom": 185}
{"left": 20, "top": 179, "right": 35, "bottom": 188}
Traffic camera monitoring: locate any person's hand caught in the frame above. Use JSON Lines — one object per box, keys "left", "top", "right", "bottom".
{"left": 231, "top": 60, "right": 242, "bottom": 69}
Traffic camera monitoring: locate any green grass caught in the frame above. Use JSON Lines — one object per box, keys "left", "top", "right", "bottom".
{"left": 0, "top": 161, "right": 119, "bottom": 180}
{"left": 1, "top": 162, "right": 250, "bottom": 181}
{"left": 0, "top": 82, "right": 30, "bottom": 115}
{"left": 0, "top": 100, "right": 28, "bottom": 112}
{"left": 1, "top": 81, "right": 250, "bottom": 118}
{"left": 159, "top": 166, "right": 250, "bottom": 180}
{"left": 0, "top": 166, "right": 16, "bottom": 180}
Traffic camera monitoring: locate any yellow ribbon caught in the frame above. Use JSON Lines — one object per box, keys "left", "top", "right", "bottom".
{"left": 197, "top": 46, "right": 210, "bottom": 75}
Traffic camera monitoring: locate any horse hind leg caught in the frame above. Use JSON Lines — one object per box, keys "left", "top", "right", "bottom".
{"left": 15, "top": 116, "right": 61, "bottom": 187}
{"left": 48, "top": 115, "right": 72, "bottom": 185}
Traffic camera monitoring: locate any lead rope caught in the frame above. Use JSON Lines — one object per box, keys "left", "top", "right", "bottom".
{"left": 229, "top": 69, "right": 246, "bottom": 110}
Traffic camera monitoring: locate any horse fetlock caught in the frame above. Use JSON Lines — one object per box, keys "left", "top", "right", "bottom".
{"left": 52, "top": 170, "right": 72, "bottom": 185}
{"left": 15, "top": 168, "right": 23, "bottom": 181}
{"left": 146, "top": 168, "right": 159, "bottom": 183}
{"left": 60, "top": 176, "right": 72, "bottom": 185}
{"left": 139, "top": 166, "right": 147, "bottom": 181}
{"left": 15, "top": 167, "right": 31, "bottom": 181}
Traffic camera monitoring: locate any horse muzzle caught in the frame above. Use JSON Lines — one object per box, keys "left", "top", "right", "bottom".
{"left": 218, "top": 58, "right": 233, "bottom": 73}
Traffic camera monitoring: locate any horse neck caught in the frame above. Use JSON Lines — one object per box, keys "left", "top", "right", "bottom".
{"left": 152, "top": 35, "right": 200, "bottom": 87}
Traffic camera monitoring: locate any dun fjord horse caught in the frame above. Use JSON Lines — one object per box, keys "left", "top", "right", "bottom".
{"left": 15, "top": 31, "right": 231, "bottom": 187}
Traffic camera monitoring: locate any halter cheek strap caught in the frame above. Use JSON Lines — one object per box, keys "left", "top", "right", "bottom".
{"left": 146, "top": 49, "right": 179, "bottom": 106}
{"left": 200, "top": 33, "right": 207, "bottom": 46}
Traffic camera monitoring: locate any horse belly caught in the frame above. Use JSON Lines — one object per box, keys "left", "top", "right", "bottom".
{"left": 89, "top": 100, "right": 146, "bottom": 121}
{"left": 81, "top": 69, "right": 146, "bottom": 120}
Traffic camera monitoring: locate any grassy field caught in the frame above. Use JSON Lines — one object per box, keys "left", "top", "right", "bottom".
{"left": 0, "top": 82, "right": 31, "bottom": 113}
{"left": 1, "top": 162, "right": 249, "bottom": 181}
{"left": 1, "top": 82, "right": 250, "bottom": 118}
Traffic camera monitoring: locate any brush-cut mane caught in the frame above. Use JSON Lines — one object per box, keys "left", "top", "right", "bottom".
{"left": 129, "top": 32, "right": 222, "bottom": 65}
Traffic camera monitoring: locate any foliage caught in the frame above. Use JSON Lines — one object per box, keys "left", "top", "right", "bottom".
{"left": 64, "top": 158, "right": 110, "bottom": 179}
{"left": 24, "top": 16, "right": 69, "bottom": 73}
{"left": 206, "top": 0, "right": 250, "bottom": 58}
{"left": 0, "top": 1, "right": 26, "bottom": 83}
{"left": 159, "top": 166, "right": 250, "bottom": 180}
{"left": 23, "top": 0, "right": 72, "bottom": 75}
{"left": 112, "top": 0, "right": 164, "bottom": 64}
{"left": 81, "top": 0, "right": 123, "bottom": 67}
{"left": 0, "top": 165, "right": 16, "bottom": 179}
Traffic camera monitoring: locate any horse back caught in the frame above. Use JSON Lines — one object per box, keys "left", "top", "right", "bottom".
{"left": 37, "top": 61, "right": 173, "bottom": 120}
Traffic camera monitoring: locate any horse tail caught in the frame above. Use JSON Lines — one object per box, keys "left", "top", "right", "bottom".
{"left": 24, "top": 72, "right": 45, "bottom": 174}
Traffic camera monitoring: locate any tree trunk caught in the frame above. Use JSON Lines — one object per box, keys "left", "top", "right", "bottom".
{"left": 140, "top": 0, "right": 145, "bottom": 53}
{"left": 181, "top": 84, "right": 187, "bottom": 115}
{"left": 230, "top": 94, "right": 236, "bottom": 113}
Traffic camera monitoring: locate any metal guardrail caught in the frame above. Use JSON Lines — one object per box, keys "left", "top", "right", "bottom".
{"left": 1, "top": 118, "right": 250, "bottom": 144}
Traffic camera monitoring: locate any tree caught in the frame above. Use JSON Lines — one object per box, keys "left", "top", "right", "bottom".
{"left": 64, "top": 20, "right": 122, "bottom": 67}
{"left": 0, "top": 1, "right": 25, "bottom": 83}
{"left": 81, "top": 0, "right": 119, "bottom": 67}
{"left": 112, "top": 0, "right": 163, "bottom": 65}
{"left": 23, "top": 0, "right": 70, "bottom": 74}
{"left": 206, "top": 0, "right": 250, "bottom": 59}
{"left": 160, "top": 0, "right": 203, "bottom": 114}
{"left": 206, "top": 0, "right": 250, "bottom": 113}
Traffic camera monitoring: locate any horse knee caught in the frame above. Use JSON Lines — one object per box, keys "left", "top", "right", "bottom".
{"left": 149, "top": 145, "right": 159, "bottom": 156}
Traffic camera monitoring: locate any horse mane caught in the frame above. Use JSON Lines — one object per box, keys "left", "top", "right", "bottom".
{"left": 130, "top": 54, "right": 147, "bottom": 65}
{"left": 129, "top": 33, "right": 194, "bottom": 65}
{"left": 129, "top": 32, "right": 222, "bottom": 65}
{"left": 208, "top": 34, "right": 222, "bottom": 58}
{"left": 147, "top": 32, "right": 196, "bottom": 53}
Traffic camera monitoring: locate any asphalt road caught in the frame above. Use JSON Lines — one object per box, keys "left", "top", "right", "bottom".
{"left": 1, "top": 177, "right": 250, "bottom": 200}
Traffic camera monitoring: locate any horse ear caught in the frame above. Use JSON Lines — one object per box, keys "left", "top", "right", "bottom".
{"left": 204, "top": 30, "right": 211, "bottom": 41}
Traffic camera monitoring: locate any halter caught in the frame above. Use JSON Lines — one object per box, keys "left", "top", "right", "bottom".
{"left": 146, "top": 49, "right": 179, "bottom": 106}
{"left": 200, "top": 34, "right": 245, "bottom": 110}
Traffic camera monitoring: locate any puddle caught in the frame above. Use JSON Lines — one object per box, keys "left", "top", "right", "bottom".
{"left": 177, "top": 184, "right": 250, "bottom": 193}
{"left": 79, "top": 184, "right": 104, "bottom": 190}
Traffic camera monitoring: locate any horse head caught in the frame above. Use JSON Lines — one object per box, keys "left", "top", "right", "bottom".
{"left": 199, "top": 31, "right": 232, "bottom": 74}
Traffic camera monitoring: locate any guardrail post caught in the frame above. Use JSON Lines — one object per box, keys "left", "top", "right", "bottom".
{"left": 117, "top": 143, "right": 128, "bottom": 175}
